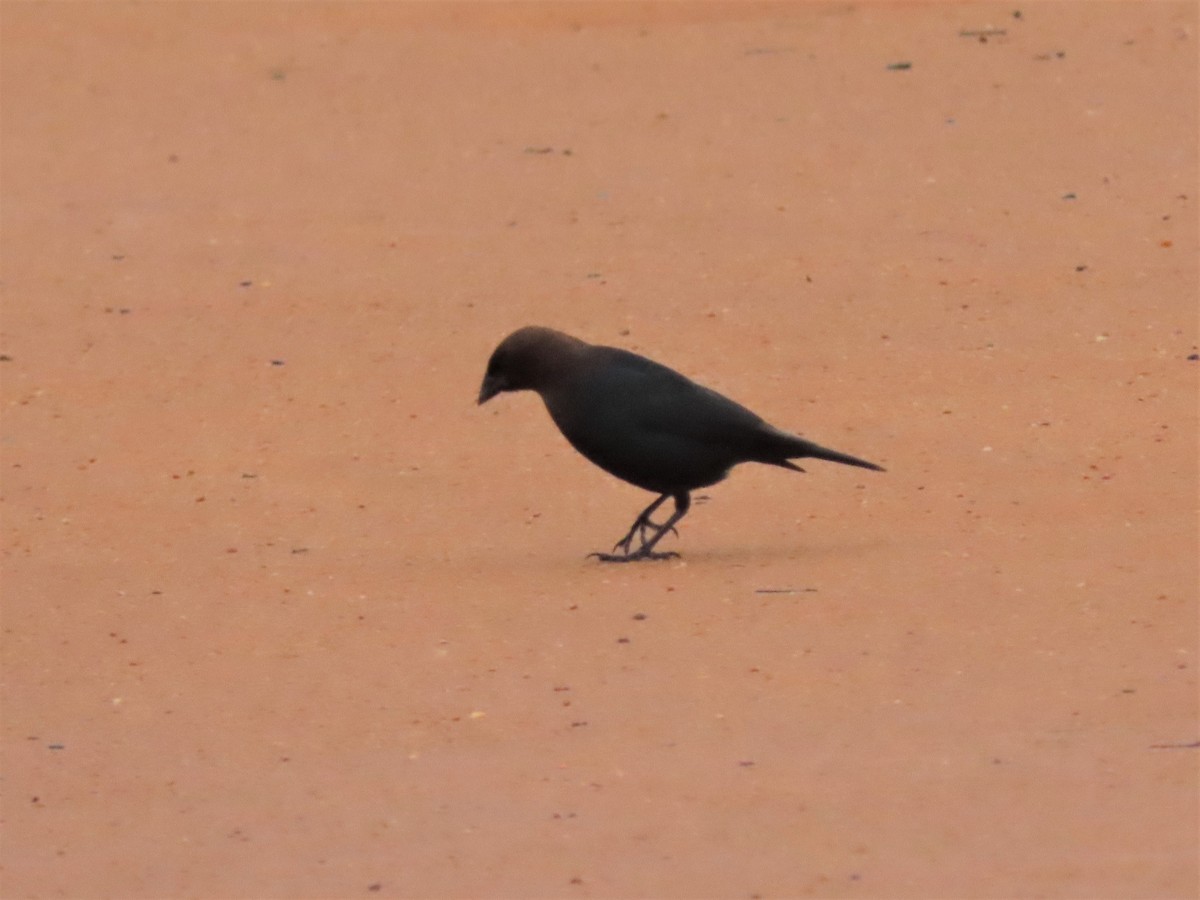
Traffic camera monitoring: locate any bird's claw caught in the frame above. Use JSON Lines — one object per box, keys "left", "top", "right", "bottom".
{"left": 588, "top": 548, "right": 680, "bottom": 563}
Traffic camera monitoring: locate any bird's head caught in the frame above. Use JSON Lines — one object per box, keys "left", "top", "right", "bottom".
{"left": 478, "top": 326, "right": 587, "bottom": 404}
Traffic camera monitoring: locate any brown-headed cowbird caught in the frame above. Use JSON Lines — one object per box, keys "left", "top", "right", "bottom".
{"left": 478, "top": 326, "right": 884, "bottom": 561}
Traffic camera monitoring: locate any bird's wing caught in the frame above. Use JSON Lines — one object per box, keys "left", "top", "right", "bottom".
{"left": 548, "top": 347, "right": 784, "bottom": 482}
{"left": 587, "top": 348, "right": 767, "bottom": 437}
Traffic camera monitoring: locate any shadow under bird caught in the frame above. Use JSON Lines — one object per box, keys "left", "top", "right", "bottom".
{"left": 478, "top": 326, "right": 885, "bottom": 561}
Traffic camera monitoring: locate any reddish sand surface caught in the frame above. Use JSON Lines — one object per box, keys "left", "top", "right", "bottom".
{"left": 2, "top": 3, "right": 1197, "bottom": 898}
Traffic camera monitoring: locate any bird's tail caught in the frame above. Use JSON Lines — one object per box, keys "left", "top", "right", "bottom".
{"left": 785, "top": 436, "right": 886, "bottom": 472}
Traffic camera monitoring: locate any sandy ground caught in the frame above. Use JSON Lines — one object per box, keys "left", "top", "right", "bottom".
{"left": 2, "top": 2, "right": 1197, "bottom": 898}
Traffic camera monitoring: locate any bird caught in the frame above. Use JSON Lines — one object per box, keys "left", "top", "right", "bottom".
{"left": 478, "top": 326, "right": 884, "bottom": 561}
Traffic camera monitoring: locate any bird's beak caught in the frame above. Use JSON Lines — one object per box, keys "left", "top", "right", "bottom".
{"left": 477, "top": 373, "right": 503, "bottom": 405}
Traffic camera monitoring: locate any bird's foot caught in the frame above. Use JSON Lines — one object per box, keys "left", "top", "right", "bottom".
{"left": 588, "top": 547, "right": 680, "bottom": 563}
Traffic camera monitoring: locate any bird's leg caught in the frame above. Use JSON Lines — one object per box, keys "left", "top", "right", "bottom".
{"left": 590, "top": 493, "right": 690, "bottom": 562}
{"left": 633, "top": 512, "right": 680, "bottom": 551}
{"left": 595, "top": 493, "right": 670, "bottom": 558}
{"left": 634, "top": 492, "right": 689, "bottom": 558}
{"left": 629, "top": 500, "right": 686, "bottom": 553}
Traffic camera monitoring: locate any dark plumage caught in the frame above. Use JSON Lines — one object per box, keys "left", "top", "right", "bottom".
{"left": 478, "top": 326, "right": 885, "bottom": 561}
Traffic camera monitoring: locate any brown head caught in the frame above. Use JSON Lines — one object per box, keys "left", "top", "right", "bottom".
{"left": 477, "top": 326, "right": 591, "bottom": 404}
